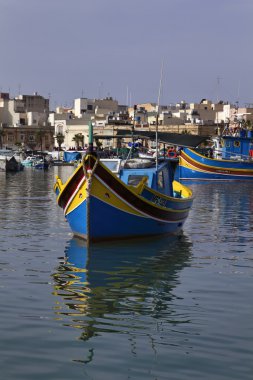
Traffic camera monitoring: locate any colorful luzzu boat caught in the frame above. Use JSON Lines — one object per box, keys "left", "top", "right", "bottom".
{"left": 175, "top": 133, "right": 253, "bottom": 181}
{"left": 54, "top": 126, "right": 193, "bottom": 244}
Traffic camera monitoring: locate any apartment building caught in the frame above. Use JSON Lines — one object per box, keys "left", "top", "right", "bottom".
{"left": 52, "top": 97, "right": 130, "bottom": 149}
{"left": 73, "top": 96, "right": 118, "bottom": 118}
{"left": 0, "top": 92, "right": 54, "bottom": 151}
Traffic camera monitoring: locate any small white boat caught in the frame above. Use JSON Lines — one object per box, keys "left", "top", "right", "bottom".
{"left": 21, "top": 156, "right": 38, "bottom": 167}
{"left": 21, "top": 155, "right": 49, "bottom": 169}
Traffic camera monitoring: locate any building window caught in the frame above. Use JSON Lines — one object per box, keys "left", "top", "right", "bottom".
{"left": 87, "top": 105, "right": 93, "bottom": 111}
{"left": 57, "top": 124, "right": 63, "bottom": 134}
{"left": 28, "top": 135, "right": 35, "bottom": 142}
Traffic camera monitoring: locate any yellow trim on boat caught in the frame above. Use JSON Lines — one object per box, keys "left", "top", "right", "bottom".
{"left": 54, "top": 163, "right": 83, "bottom": 203}
{"left": 54, "top": 176, "right": 63, "bottom": 193}
{"left": 184, "top": 150, "right": 253, "bottom": 173}
{"left": 90, "top": 175, "right": 144, "bottom": 216}
{"left": 139, "top": 178, "right": 193, "bottom": 202}
{"left": 128, "top": 176, "right": 148, "bottom": 195}
{"left": 93, "top": 171, "right": 192, "bottom": 214}
{"left": 173, "top": 180, "right": 193, "bottom": 198}
{"left": 65, "top": 179, "right": 88, "bottom": 214}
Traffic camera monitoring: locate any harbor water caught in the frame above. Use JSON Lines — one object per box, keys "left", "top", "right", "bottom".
{"left": 0, "top": 167, "right": 252, "bottom": 380}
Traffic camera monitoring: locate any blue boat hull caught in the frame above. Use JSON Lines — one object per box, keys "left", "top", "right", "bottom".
{"left": 65, "top": 195, "right": 186, "bottom": 241}
{"left": 54, "top": 154, "right": 193, "bottom": 243}
{"left": 175, "top": 148, "right": 253, "bottom": 180}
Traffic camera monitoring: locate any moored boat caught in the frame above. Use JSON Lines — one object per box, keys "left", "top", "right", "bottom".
{"left": 54, "top": 118, "right": 195, "bottom": 245}
{"left": 21, "top": 155, "right": 49, "bottom": 169}
{"left": 175, "top": 133, "right": 253, "bottom": 181}
{"left": 21, "top": 156, "right": 38, "bottom": 167}
{"left": 33, "top": 159, "right": 49, "bottom": 170}
{"left": 0, "top": 150, "right": 24, "bottom": 172}
{"left": 54, "top": 152, "right": 193, "bottom": 244}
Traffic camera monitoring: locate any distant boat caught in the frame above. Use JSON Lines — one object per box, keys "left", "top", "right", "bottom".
{"left": 0, "top": 150, "right": 24, "bottom": 172}
{"left": 175, "top": 132, "right": 253, "bottom": 180}
{"left": 21, "top": 156, "right": 38, "bottom": 167}
{"left": 33, "top": 159, "right": 49, "bottom": 170}
{"left": 21, "top": 155, "right": 49, "bottom": 170}
{"left": 54, "top": 152, "right": 194, "bottom": 244}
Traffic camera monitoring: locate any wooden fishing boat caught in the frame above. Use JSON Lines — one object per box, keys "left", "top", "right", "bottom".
{"left": 175, "top": 133, "right": 253, "bottom": 181}
{"left": 54, "top": 154, "right": 193, "bottom": 243}
{"left": 54, "top": 140, "right": 194, "bottom": 244}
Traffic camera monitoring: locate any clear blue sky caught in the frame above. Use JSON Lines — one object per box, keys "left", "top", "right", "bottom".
{"left": 0, "top": 0, "right": 252, "bottom": 109}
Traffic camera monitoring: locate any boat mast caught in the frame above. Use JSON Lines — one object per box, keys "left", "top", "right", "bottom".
{"left": 132, "top": 104, "right": 137, "bottom": 157}
{"left": 88, "top": 121, "right": 93, "bottom": 152}
{"left": 156, "top": 61, "right": 163, "bottom": 169}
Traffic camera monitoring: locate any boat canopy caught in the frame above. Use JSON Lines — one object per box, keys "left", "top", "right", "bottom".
{"left": 94, "top": 130, "right": 209, "bottom": 148}
{"left": 63, "top": 151, "right": 82, "bottom": 162}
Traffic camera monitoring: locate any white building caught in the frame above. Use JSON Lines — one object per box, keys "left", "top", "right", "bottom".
{"left": 73, "top": 97, "right": 118, "bottom": 118}
{"left": 0, "top": 92, "right": 53, "bottom": 151}
{"left": 54, "top": 117, "right": 91, "bottom": 150}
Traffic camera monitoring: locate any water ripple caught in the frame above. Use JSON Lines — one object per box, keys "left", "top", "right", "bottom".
{"left": 1, "top": 171, "right": 253, "bottom": 379}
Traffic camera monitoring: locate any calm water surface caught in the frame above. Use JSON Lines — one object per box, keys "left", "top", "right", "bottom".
{"left": 0, "top": 167, "right": 252, "bottom": 380}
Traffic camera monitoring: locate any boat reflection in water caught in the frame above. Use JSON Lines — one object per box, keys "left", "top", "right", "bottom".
{"left": 52, "top": 235, "right": 192, "bottom": 345}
